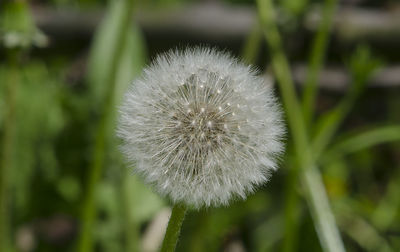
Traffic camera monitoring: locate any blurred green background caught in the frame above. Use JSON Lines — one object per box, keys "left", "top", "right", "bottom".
{"left": 1, "top": 0, "right": 400, "bottom": 251}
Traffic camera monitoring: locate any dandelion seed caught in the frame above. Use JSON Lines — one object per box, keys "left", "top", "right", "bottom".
{"left": 117, "top": 47, "right": 285, "bottom": 209}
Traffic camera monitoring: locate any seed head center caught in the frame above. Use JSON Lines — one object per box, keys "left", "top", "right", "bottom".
{"left": 174, "top": 104, "right": 228, "bottom": 147}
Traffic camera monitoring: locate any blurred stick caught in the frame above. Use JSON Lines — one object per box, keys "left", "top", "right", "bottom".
{"left": 293, "top": 65, "right": 400, "bottom": 91}
{"left": 305, "top": 6, "right": 400, "bottom": 42}
{"left": 32, "top": 3, "right": 400, "bottom": 44}
{"left": 31, "top": 5, "right": 400, "bottom": 90}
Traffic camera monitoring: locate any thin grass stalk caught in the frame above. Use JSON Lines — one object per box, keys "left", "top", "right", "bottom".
{"left": 302, "top": 0, "right": 338, "bottom": 125}
{"left": 122, "top": 170, "right": 139, "bottom": 252}
{"left": 77, "top": 0, "right": 135, "bottom": 251}
{"left": 284, "top": 1, "right": 338, "bottom": 249}
{"left": 161, "top": 203, "right": 188, "bottom": 252}
{"left": 312, "top": 45, "right": 381, "bottom": 160}
{"left": 312, "top": 93, "right": 358, "bottom": 160}
{"left": 283, "top": 159, "right": 301, "bottom": 252}
{"left": 0, "top": 53, "right": 19, "bottom": 252}
{"left": 256, "top": 0, "right": 309, "bottom": 158}
{"left": 241, "top": 23, "right": 263, "bottom": 64}
{"left": 301, "top": 167, "right": 346, "bottom": 252}
{"left": 256, "top": 0, "right": 345, "bottom": 251}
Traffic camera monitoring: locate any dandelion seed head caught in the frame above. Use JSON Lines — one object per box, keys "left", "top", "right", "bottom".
{"left": 118, "top": 47, "right": 285, "bottom": 209}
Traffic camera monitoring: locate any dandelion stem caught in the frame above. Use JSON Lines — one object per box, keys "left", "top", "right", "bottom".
{"left": 256, "top": 0, "right": 345, "bottom": 251}
{"left": 77, "top": 0, "right": 135, "bottom": 251}
{"left": 161, "top": 204, "right": 187, "bottom": 252}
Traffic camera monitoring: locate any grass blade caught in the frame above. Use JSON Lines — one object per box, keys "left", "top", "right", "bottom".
{"left": 256, "top": 0, "right": 345, "bottom": 251}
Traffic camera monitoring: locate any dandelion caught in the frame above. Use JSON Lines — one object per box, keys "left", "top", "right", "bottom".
{"left": 118, "top": 47, "right": 285, "bottom": 209}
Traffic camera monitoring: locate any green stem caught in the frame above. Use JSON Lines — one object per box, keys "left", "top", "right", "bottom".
{"left": 77, "top": 0, "right": 135, "bottom": 251}
{"left": 0, "top": 53, "right": 19, "bottom": 252}
{"left": 302, "top": 0, "right": 338, "bottom": 126}
{"left": 256, "top": 0, "right": 345, "bottom": 251}
{"left": 312, "top": 45, "right": 381, "bottom": 161}
{"left": 256, "top": 0, "right": 309, "bottom": 162}
{"left": 312, "top": 95, "right": 356, "bottom": 161}
{"left": 161, "top": 204, "right": 188, "bottom": 252}
{"left": 241, "top": 23, "right": 263, "bottom": 64}
{"left": 284, "top": 2, "right": 337, "bottom": 249}
{"left": 282, "top": 160, "right": 301, "bottom": 252}
{"left": 301, "top": 167, "right": 346, "bottom": 252}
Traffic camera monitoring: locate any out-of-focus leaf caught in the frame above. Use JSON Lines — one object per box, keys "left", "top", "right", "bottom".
{"left": 0, "top": 1, "right": 47, "bottom": 48}
{"left": 96, "top": 181, "right": 124, "bottom": 252}
{"left": 86, "top": 0, "right": 146, "bottom": 109}
{"left": 57, "top": 176, "right": 81, "bottom": 202}
{"left": 281, "top": 0, "right": 309, "bottom": 16}
{"left": 346, "top": 44, "right": 383, "bottom": 92}
{"left": 124, "top": 173, "right": 165, "bottom": 223}
{"left": 85, "top": 0, "right": 153, "bottom": 251}
{"left": 312, "top": 104, "right": 345, "bottom": 158}
{"left": 252, "top": 214, "right": 283, "bottom": 252}
{"left": 371, "top": 171, "right": 400, "bottom": 230}
{"left": 321, "top": 125, "right": 400, "bottom": 164}
{"left": 181, "top": 192, "right": 270, "bottom": 252}
{"left": 312, "top": 45, "right": 382, "bottom": 160}
{"left": 4, "top": 62, "right": 65, "bottom": 213}
{"left": 338, "top": 210, "right": 393, "bottom": 252}
{"left": 323, "top": 159, "right": 348, "bottom": 199}
{"left": 94, "top": 172, "right": 164, "bottom": 252}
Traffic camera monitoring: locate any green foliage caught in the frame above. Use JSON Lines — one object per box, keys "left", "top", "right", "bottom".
{"left": 322, "top": 125, "right": 400, "bottom": 164}
{"left": 281, "top": 0, "right": 310, "bottom": 16}
{"left": 0, "top": 0, "right": 399, "bottom": 251}
{"left": 87, "top": 0, "right": 146, "bottom": 109}
{"left": 12, "top": 62, "right": 65, "bottom": 213}
{"left": 347, "top": 44, "right": 383, "bottom": 91}
{"left": 0, "top": 1, "right": 47, "bottom": 48}
{"left": 312, "top": 44, "right": 383, "bottom": 160}
{"left": 78, "top": 0, "right": 164, "bottom": 251}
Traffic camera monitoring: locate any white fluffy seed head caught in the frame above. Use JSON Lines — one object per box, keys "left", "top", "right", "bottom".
{"left": 117, "top": 47, "right": 285, "bottom": 209}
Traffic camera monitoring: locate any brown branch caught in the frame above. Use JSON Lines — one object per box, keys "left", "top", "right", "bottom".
{"left": 293, "top": 64, "right": 400, "bottom": 91}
